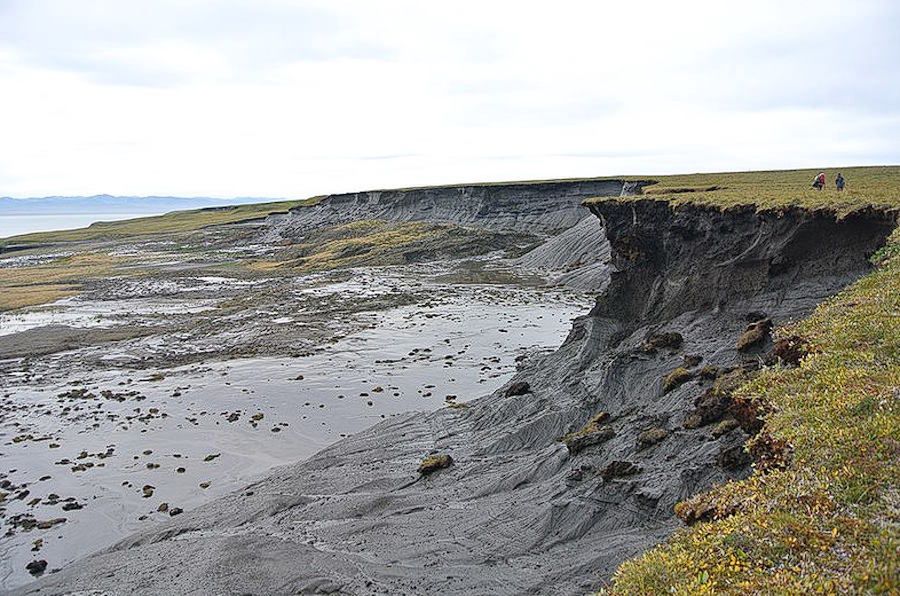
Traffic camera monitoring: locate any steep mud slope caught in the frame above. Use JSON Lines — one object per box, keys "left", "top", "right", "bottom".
{"left": 513, "top": 216, "right": 611, "bottom": 290}
{"left": 18, "top": 201, "right": 895, "bottom": 596}
{"left": 263, "top": 179, "right": 635, "bottom": 241}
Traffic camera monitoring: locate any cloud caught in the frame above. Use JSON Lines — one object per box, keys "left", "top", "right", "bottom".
{"left": 0, "top": 0, "right": 897, "bottom": 197}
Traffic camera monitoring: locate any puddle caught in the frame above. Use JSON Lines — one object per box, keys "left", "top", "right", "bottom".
{"left": 0, "top": 297, "right": 218, "bottom": 337}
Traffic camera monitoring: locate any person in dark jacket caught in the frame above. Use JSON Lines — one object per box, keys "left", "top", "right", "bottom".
{"left": 835, "top": 172, "right": 845, "bottom": 191}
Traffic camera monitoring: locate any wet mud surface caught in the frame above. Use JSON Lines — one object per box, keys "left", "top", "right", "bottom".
{"left": 0, "top": 247, "right": 589, "bottom": 590}
{"left": 8, "top": 196, "right": 894, "bottom": 595}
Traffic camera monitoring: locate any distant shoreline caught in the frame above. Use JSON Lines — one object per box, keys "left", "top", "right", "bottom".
{"left": 0, "top": 213, "right": 148, "bottom": 237}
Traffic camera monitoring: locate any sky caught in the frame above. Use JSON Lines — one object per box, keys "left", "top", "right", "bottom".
{"left": 0, "top": 0, "right": 898, "bottom": 198}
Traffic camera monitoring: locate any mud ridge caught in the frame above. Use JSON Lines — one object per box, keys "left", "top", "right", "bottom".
{"left": 15, "top": 200, "right": 897, "bottom": 595}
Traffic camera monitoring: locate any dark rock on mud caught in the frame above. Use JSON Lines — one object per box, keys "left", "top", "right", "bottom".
{"left": 736, "top": 318, "right": 773, "bottom": 351}
{"left": 562, "top": 412, "right": 615, "bottom": 454}
{"left": 637, "top": 427, "right": 669, "bottom": 448}
{"left": 503, "top": 380, "right": 530, "bottom": 397}
{"left": 641, "top": 331, "right": 683, "bottom": 353}
{"left": 601, "top": 460, "right": 641, "bottom": 480}
{"left": 662, "top": 367, "right": 693, "bottom": 393}
{"left": 25, "top": 561, "right": 47, "bottom": 576}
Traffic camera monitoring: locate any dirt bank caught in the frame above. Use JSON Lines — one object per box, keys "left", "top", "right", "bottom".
{"left": 16, "top": 199, "right": 895, "bottom": 595}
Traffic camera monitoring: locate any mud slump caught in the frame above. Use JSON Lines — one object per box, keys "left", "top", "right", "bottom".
{"left": 0, "top": 270, "right": 588, "bottom": 591}
{"left": 12, "top": 199, "right": 896, "bottom": 596}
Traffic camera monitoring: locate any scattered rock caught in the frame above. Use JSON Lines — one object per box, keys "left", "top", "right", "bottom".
{"left": 203, "top": 453, "right": 220, "bottom": 462}
{"left": 142, "top": 485, "right": 154, "bottom": 498}
{"left": 682, "top": 354, "right": 703, "bottom": 368}
{"left": 601, "top": 460, "right": 641, "bottom": 480}
{"left": 736, "top": 318, "right": 773, "bottom": 351}
{"left": 663, "top": 367, "right": 694, "bottom": 393}
{"left": 562, "top": 413, "right": 614, "bottom": 454}
{"left": 637, "top": 427, "right": 669, "bottom": 448}
{"left": 503, "top": 381, "right": 530, "bottom": 397}
{"left": 169, "top": 507, "right": 183, "bottom": 516}
{"left": 641, "top": 331, "right": 683, "bottom": 353}
{"left": 157, "top": 502, "right": 169, "bottom": 513}
{"left": 25, "top": 559, "right": 47, "bottom": 576}
{"left": 418, "top": 454, "right": 453, "bottom": 476}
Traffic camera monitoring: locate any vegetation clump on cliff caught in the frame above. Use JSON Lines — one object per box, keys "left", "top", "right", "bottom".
{"left": 418, "top": 454, "right": 453, "bottom": 476}
{"left": 604, "top": 194, "right": 900, "bottom": 593}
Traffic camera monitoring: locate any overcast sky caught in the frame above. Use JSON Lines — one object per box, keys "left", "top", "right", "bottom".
{"left": 1, "top": 0, "right": 898, "bottom": 198}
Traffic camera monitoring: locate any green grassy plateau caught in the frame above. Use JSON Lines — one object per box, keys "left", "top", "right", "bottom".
{"left": 608, "top": 165, "right": 900, "bottom": 214}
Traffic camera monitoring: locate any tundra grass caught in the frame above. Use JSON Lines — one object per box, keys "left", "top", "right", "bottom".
{"left": 604, "top": 232, "right": 900, "bottom": 593}
{"left": 0, "top": 252, "right": 124, "bottom": 311}
{"left": 1, "top": 198, "right": 320, "bottom": 244}
{"left": 596, "top": 165, "right": 900, "bottom": 216}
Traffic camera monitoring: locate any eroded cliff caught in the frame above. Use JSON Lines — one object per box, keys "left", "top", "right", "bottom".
{"left": 17, "top": 199, "right": 896, "bottom": 595}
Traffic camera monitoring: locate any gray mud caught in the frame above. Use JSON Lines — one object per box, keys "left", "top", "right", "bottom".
{"left": 3, "top": 179, "right": 628, "bottom": 591}
{"left": 1, "top": 265, "right": 588, "bottom": 591}
{"left": 11, "top": 192, "right": 895, "bottom": 594}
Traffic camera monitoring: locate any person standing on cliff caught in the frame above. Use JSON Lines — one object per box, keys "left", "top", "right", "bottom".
{"left": 812, "top": 172, "right": 826, "bottom": 190}
{"left": 836, "top": 172, "right": 845, "bottom": 191}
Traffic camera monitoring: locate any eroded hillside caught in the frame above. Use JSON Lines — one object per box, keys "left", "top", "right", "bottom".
{"left": 13, "top": 170, "right": 897, "bottom": 595}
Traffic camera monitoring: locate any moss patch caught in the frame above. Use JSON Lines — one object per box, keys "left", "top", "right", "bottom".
{"left": 562, "top": 412, "right": 615, "bottom": 454}
{"left": 418, "top": 454, "right": 453, "bottom": 476}
{"left": 663, "top": 367, "right": 694, "bottom": 393}
{"left": 0, "top": 252, "right": 127, "bottom": 311}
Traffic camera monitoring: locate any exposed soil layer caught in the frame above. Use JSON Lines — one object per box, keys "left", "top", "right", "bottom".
{"left": 16, "top": 199, "right": 895, "bottom": 595}
{"left": 264, "top": 179, "right": 638, "bottom": 239}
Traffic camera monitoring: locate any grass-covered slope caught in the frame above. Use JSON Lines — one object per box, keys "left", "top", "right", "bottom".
{"left": 607, "top": 165, "right": 900, "bottom": 215}
{"left": 1, "top": 198, "right": 318, "bottom": 244}
{"left": 602, "top": 173, "right": 900, "bottom": 594}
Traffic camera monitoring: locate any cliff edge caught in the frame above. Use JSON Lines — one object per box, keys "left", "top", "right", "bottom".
{"left": 15, "top": 195, "right": 897, "bottom": 595}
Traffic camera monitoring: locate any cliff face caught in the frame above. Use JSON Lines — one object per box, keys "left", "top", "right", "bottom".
{"left": 265, "top": 179, "right": 637, "bottom": 240}
{"left": 18, "top": 201, "right": 896, "bottom": 596}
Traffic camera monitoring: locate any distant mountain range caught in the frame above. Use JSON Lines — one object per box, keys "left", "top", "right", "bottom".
{"left": 0, "top": 195, "right": 284, "bottom": 215}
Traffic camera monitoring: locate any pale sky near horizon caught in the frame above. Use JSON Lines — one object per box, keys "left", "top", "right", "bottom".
{"left": 1, "top": 0, "right": 898, "bottom": 198}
